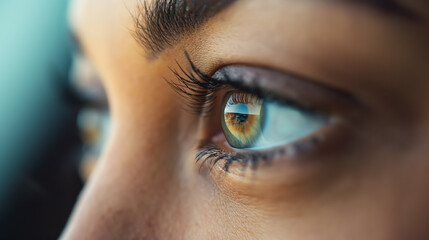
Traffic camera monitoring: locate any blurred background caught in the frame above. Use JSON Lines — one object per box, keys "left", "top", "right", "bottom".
{"left": 0, "top": 0, "right": 85, "bottom": 239}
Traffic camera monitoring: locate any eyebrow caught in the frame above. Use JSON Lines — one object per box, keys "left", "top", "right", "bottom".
{"left": 133, "top": 0, "right": 237, "bottom": 59}
{"left": 133, "top": 0, "right": 413, "bottom": 59}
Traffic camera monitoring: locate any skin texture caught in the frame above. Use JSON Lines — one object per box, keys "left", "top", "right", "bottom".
{"left": 62, "top": 0, "right": 429, "bottom": 239}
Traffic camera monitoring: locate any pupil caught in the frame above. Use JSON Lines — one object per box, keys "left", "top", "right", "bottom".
{"left": 233, "top": 113, "right": 248, "bottom": 124}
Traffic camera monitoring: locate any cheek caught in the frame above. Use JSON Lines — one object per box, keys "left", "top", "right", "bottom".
{"left": 68, "top": 0, "right": 272, "bottom": 238}
{"left": 64, "top": 121, "right": 266, "bottom": 239}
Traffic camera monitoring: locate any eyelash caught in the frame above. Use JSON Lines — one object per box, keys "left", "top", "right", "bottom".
{"left": 196, "top": 137, "right": 320, "bottom": 172}
{"left": 196, "top": 145, "right": 277, "bottom": 172}
{"left": 169, "top": 52, "right": 323, "bottom": 172}
{"left": 169, "top": 52, "right": 305, "bottom": 116}
{"left": 167, "top": 52, "right": 224, "bottom": 116}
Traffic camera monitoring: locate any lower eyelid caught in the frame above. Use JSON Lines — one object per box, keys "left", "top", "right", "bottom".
{"left": 194, "top": 91, "right": 354, "bottom": 175}
{"left": 198, "top": 119, "right": 345, "bottom": 174}
{"left": 201, "top": 125, "right": 354, "bottom": 205}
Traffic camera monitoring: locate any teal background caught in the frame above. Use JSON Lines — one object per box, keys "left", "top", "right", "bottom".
{"left": 0, "top": 0, "right": 70, "bottom": 205}
{"left": 0, "top": 0, "right": 82, "bottom": 238}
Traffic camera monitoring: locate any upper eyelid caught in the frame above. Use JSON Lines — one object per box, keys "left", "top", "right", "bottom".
{"left": 167, "top": 51, "right": 367, "bottom": 125}
{"left": 213, "top": 65, "right": 366, "bottom": 116}
{"left": 218, "top": 77, "right": 309, "bottom": 113}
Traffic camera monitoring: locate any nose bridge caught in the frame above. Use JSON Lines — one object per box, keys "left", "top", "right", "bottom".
{"left": 61, "top": 136, "right": 184, "bottom": 240}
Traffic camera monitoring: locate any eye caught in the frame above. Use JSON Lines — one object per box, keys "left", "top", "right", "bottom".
{"left": 169, "top": 54, "right": 363, "bottom": 171}
{"left": 221, "top": 91, "right": 328, "bottom": 150}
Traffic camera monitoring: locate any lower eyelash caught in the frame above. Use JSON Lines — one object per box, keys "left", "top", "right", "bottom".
{"left": 196, "top": 145, "right": 272, "bottom": 172}
{"left": 196, "top": 137, "right": 321, "bottom": 172}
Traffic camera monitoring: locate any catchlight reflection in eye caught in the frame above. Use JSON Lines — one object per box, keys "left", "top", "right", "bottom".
{"left": 221, "top": 92, "right": 328, "bottom": 150}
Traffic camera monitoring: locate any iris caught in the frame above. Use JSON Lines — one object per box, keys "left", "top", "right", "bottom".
{"left": 221, "top": 92, "right": 327, "bottom": 150}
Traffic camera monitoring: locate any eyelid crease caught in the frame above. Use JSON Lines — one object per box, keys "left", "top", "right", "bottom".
{"left": 213, "top": 65, "right": 366, "bottom": 118}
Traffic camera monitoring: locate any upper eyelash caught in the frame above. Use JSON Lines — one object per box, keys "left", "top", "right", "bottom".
{"left": 167, "top": 51, "right": 224, "bottom": 116}
{"left": 168, "top": 52, "right": 315, "bottom": 118}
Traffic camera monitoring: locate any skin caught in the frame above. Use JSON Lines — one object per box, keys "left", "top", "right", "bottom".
{"left": 62, "top": 0, "right": 429, "bottom": 239}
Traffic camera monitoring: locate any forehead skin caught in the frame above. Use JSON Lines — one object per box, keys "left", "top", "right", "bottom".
{"left": 64, "top": 0, "right": 429, "bottom": 239}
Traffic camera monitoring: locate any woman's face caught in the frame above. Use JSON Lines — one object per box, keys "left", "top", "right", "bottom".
{"left": 63, "top": 0, "right": 429, "bottom": 239}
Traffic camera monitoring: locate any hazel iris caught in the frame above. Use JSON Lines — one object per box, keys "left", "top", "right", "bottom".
{"left": 221, "top": 92, "right": 264, "bottom": 148}
{"left": 221, "top": 92, "right": 328, "bottom": 150}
